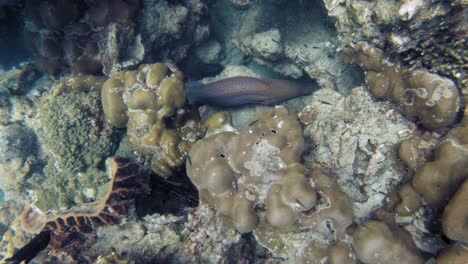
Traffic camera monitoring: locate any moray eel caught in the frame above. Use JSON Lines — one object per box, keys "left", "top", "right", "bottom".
{"left": 186, "top": 76, "right": 312, "bottom": 107}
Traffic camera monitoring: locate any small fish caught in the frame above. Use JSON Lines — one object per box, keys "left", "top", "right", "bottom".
{"left": 186, "top": 76, "right": 313, "bottom": 107}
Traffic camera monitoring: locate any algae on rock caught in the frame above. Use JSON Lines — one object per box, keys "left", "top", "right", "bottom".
{"left": 34, "top": 90, "right": 119, "bottom": 211}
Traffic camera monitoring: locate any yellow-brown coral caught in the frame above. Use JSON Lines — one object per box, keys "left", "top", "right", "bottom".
{"left": 101, "top": 63, "right": 202, "bottom": 177}
{"left": 351, "top": 220, "right": 424, "bottom": 264}
{"left": 411, "top": 120, "right": 468, "bottom": 208}
{"left": 187, "top": 107, "right": 315, "bottom": 233}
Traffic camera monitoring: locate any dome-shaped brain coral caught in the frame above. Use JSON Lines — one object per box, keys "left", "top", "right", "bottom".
{"left": 101, "top": 63, "right": 203, "bottom": 177}
{"left": 186, "top": 107, "right": 317, "bottom": 233}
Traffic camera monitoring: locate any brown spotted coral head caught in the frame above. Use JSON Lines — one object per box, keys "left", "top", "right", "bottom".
{"left": 185, "top": 76, "right": 313, "bottom": 107}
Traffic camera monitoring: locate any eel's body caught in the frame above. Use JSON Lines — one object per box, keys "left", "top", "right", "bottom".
{"left": 185, "top": 76, "right": 312, "bottom": 107}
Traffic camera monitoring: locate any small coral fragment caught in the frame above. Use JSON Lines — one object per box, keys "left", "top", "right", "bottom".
{"left": 398, "top": 136, "right": 438, "bottom": 171}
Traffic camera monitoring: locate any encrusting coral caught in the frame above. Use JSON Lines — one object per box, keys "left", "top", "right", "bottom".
{"left": 101, "top": 63, "right": 203, "bottom": 177}
{"left": 344, "top": 42, "right": 460, "bottom": 130}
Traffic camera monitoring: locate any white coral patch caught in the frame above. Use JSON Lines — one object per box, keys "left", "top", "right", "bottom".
{"left": 244, "top": 139, "right": 286, "bottom": 177}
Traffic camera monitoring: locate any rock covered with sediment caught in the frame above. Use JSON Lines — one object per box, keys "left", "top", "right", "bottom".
{"left": 300, "top": 87, "right": 413, "bottom": 218}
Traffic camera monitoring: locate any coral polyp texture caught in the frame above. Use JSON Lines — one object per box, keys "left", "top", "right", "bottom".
{"left": 101, "top": 63, "right": 202, "bottom": 177}
{"left": 344, "top": 42, "right": 460, "bottom": 130}
{"left": 21, "top": 157, "right": 145, "bottom": 235}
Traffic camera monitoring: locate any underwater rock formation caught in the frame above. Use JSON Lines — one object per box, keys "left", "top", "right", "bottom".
{"left": 23, "top": 0, "right": 210, "bottom": 75}
{"left": 0, "top": 200, "right": 29, "bottom": 261}
{"left": 101, "top": 63, "right": 203, "bottom": 177}
{"left": 34, "top": 87, "right": 119, "bottom": 211}
{"left": 83, "top": 204, "right": 245, "bottom": 263}
{"left": 21, "top": 157, "right": 145, "bottom": 235}
{"left": 138, "top": 0, "right": 210, "bottom": 63}
{"left": 202, "top": 0, "right": 360, "bottom": 93}
{"left": 300, "top": 87, "right": 412, "bottom": 218}
{"left": 186, "top": 76, "right": 313, "bottom": 107}
{"left": 23, "top": 0, "right": 142, "bottom": 75}
{"left": 0, "top": 124, "right": 36, "bottom": 163}
{"left": 0, "top": 64, "right": 40, "bottom": 96}
{"left": 323, "top": 0, "right": 466, "bottom": 99}
{"left": 344, "top": 42, "right": 460, "bottom": 130}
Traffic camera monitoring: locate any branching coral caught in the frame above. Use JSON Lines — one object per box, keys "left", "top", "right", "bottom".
{"left": 344, "top": 42, "right": 460, "bottom": 130}
{"left": 101, "top": 63, "right": 203, "bottom": 177}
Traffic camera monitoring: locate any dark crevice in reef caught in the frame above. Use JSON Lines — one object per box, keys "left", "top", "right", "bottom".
{"left": 135, "top": 166, "right": 199, "bottom": 217}
{"left": 224, "top": 232, "right": 272, "bottom": 264}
